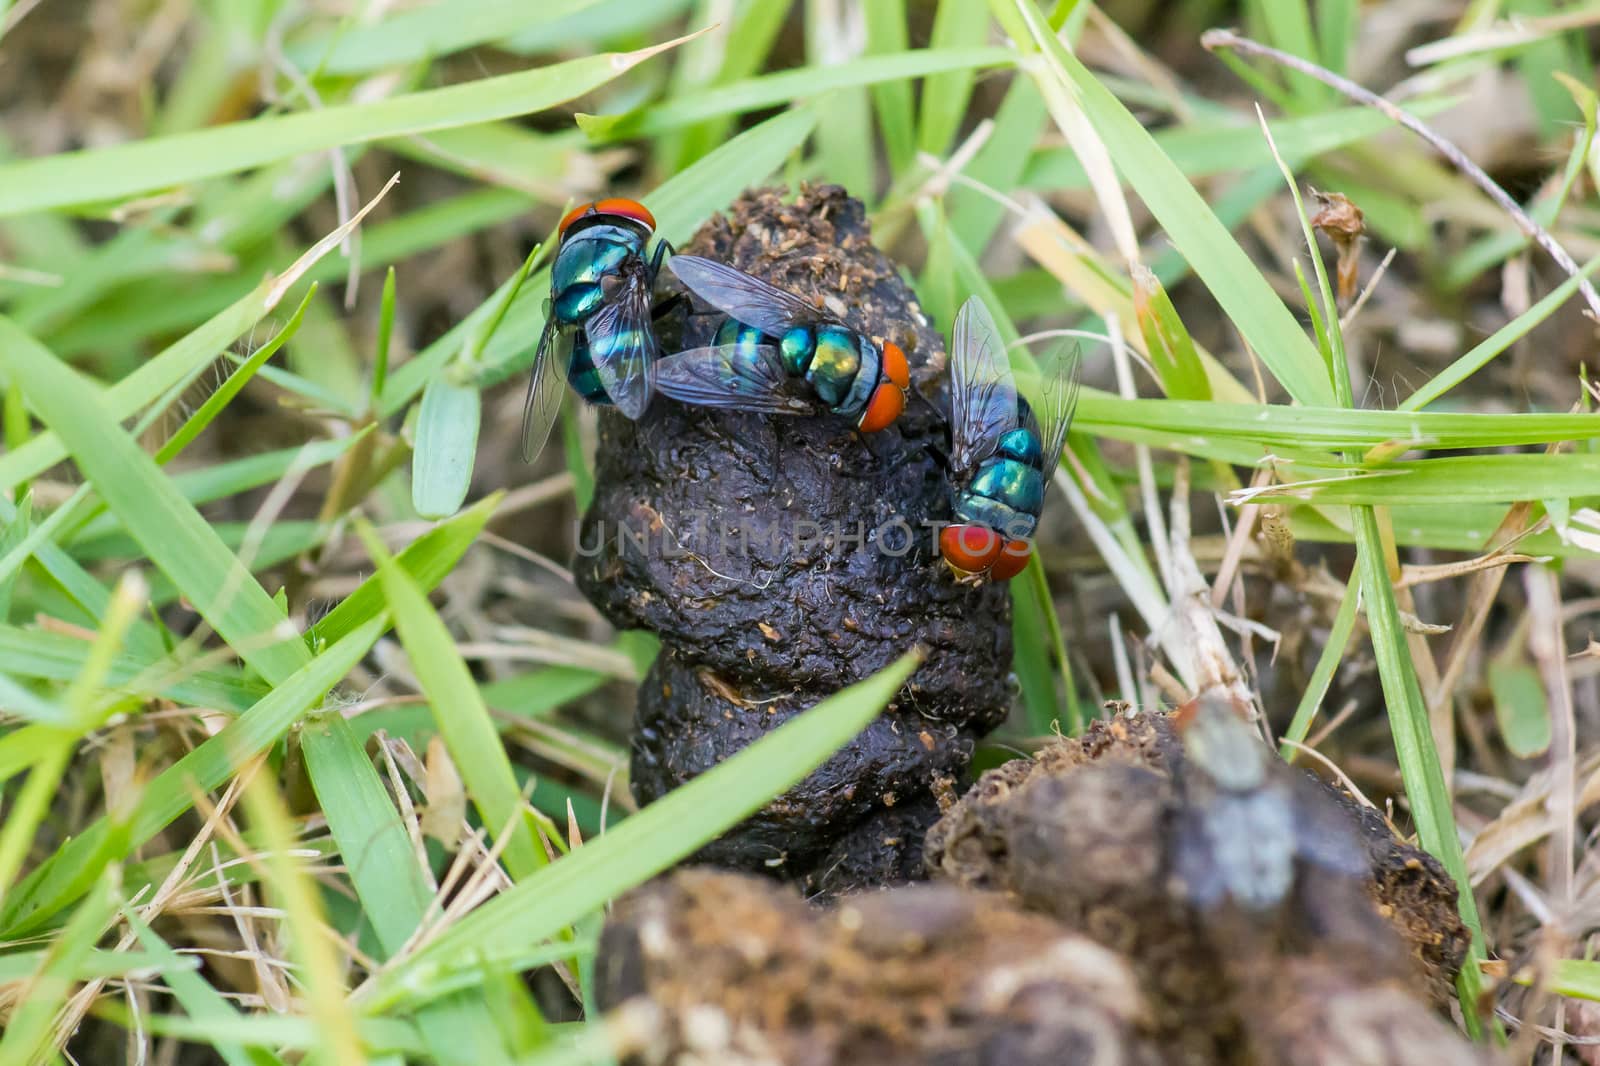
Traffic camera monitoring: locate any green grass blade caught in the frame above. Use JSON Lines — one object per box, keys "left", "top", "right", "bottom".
{"left": 1354, "top": 506, "right": 1489, "bottom": 1027}
{"left": 0, "top": 280, "right": 275, "bottom": 493}
{"left": 153, "top": 288, "right": 316, "bottom": 464}
{"left": 289, "top": 0, "right": 604, "bottom": 74}
{"left": 1077, "top": 393, "right": 1600, "bottom": 450}
{"left": 582, "top": 46, "right": 1004, "bottom": 142}
{"left": 307, "top": 495, "right": 500, "bottom": 652}
{"left": 655, "top": 0, "right": 794, "bottom": 171}
{"left": 1401, "top": 252, "right": 1600, "bottom": 411}
{"left": 300, "top": 714, "right": 435, "bottom": 958}
{"left": 0, "top": 38, "right": 692, "bottom": 217}
{"left": 863, "top": 0, "right": 916, "bottom": 172}
{"left": 301, "top": 714, "right": 522, "bottom": 1065}
{"left": 948, "top": 74, "right": 1048, "bottom": 255}
{"left": 999, "top": 0, "right": 1332, "bottom": 405}
{"left": 362, "top": 524, "right": 547, "bottom": 880}
{"left": 1279, "top": 573, "right": 1359, "bottom": 758}
{"left": 0, "top": 317, "right": 309, "bottom": 685}
{"left": 1245, "top": 0, "right": 1326, "bottom": 106}
{"left": 0, "top": 871, "right": 119, "bottom": 1066}
{"left": 919, "top": 0, "right": 993, "bottom": 155}
{"left": 0, "top": 625, "right": 259, "bottom": 711}
{"left": 122, "top": 910, "right": 285, "bottom": 1066}
{"left": 364, "top": 651, "right": 921, "bottom": 1012}
{"left": 237, "top": 775, "right": 365, "bottom": 1066}
{"left": 804, "top": 0, "right": 876, "bottom": 198}
{"left": 411, "top": 375, "right": 482, "bottom": 520}
{"left": 1254, "top": 453, "right": 1600, "bottom": 506}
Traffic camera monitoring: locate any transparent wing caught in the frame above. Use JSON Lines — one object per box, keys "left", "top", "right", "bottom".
{"left": 667, "top": 255, "right": 822, "bottom": 336}
{"left": 521, "top": 307, "right": 573, "bottom": 463}
{"left": 948, "top": 296, "right": 1021, "bottom": 476}
{"left": 1037, "top": 342, "right": 1083, "bottom": 485}
{"left": 586, "top": 268, "right": 657, "bottom": 420}
{"left": 656, "top": 344, "right": 813, "bottom": 415}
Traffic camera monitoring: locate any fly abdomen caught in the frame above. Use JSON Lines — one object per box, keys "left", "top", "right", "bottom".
{"left": 958, "top": 456, "right": 1045, "bottom": 539}
{"left": 567, "top": 335, "right": 613, "bottom": 406}
{"left": 778, "top": 327, "right": 815, "bottom": 374}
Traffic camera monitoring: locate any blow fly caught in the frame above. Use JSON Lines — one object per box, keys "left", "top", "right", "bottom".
{"left": 653, "top": 255, "right": 911, "bottom": 432}
{"left": 522, "top": 198, "right": 669, "bottom": 461}
{"left": 938, "top": 296, "right": 1079, "bottom": 583}
{"left": 1169, "top": 692, "right": 1367, "bottom": 912}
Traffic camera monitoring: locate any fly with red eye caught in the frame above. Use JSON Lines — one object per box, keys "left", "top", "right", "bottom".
{"left": 649, "top": 255, "right": 911, "bottom": 433}
{"left": 937, "top": 296, "right": 1080, "bottom": 584}
{"left": 522, "top": 198, "right": 674, "bottom": 462}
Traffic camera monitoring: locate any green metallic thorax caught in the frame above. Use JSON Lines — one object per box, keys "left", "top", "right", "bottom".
{"left": 551, "top": 222, "right": 648, "bottom": 325}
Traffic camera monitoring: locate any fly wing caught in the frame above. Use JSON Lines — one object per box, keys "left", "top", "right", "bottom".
{"left": 586, "top": 269, "right": 657, "bottom": 420}
{"left": 1283, "top": 777, "right": 1370, "bottom": 879}
{"left": 656, "top": 344, "right": 814, "bottom": 415}
{"left": 948, "top": 296, "right": 1021, "bottom": 477}
{"left": 1037, "top": 342, "right": 1083, "bottom": 485}
{"left": 667, "top": 255, "right": 822, "bottom": 336}
{"left": 521, "top": 305, "right": 573, "bottom": 463}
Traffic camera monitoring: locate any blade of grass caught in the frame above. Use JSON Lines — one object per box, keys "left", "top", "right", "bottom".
{"left": 307, "top": 494, "right": 499, "bottom": 651}
{"left": 0, "top": 871, "right": 119, "bottom": 1066}
{"left": 864, "top": 0, "right": 916, "bottom": 172}
{"left": 1021, "top": 102, "right": 1457, "bottom": 190}
{"left": 0, "top": 317, "right": 309, "bottom": 684}
{"left": 1266, "top": 108, "right": 1488, "bottom": 1032}
{"left": 655, "top": 0, "right": 794, "bottom": 171}
{"left": 363, "top": 651, "right": 921, "bottom": 1012}
{"left": 995, "top": 0, "right": 1333, "bottom": 404}
{"left": 947, "top": 73, "right": 1049, "bottom": 255}
{"left": 122, "top": 910, "right": 285, "bottom": 1066}
{"left": 153, "top": 289, "right": 316, "bottom": 464}
{"left": 0, "top": 36, "right": 696, "bottom": 216}
{"left": 0, "top": 574, "right": 143, "bottom": 901}
{"left": 0, "top": 279, "right": 274, "bottom": 493}
{"left": 238, "top": 772, "right": 366, "bottom": 1066}
{"left": 300, "top": 714, "right": 435, "bottom": 958}
{"left": 1279, "top": 573, "right": 1359, "bottom": 758}
{"left": 360, "top": 523, "right": 546, "bottom": 880}
{"left": 804, "top": 0, "right": 876, "bottom": 199}
{"left": 919, "top": 0, "right": 993, "bottom": 155}
{"left": 1245, "top": 0, "right": 1326, "bottom": 106}
{"left": 301, "top": 713, "right": 527, "bottom": 1063}
{"left": 411, "top": 377, "right": 482, "bottom": 520}
{"left": 1077, "top": 392, "right": 1600, "bottom": 450}
{"left": 1402, "top": 252, "right": 1600, "bottom": 412}
{"left": 1245, "top": 453, "right": 1600, "bottom": 506}
{"left": 288, "top": 0, "right": 604, "bottom": 74}
{"left": 0, "top": 625, "right": 259, "bottom": 712}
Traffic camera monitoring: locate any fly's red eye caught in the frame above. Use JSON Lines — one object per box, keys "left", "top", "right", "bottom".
{"left": 880, "top": 341, "right": 910, "bottom": 391}
{"left": 988, "top": 539, "right": 1032, "bottom": 581}
{"left": 857, "top": 382, "right": 905, "bottom": 433}
{"left": 940, "top": 524, "right": 1003, "bottom": 575}
{"left": 561, "top": 197, "right": 656, "bottom": 238}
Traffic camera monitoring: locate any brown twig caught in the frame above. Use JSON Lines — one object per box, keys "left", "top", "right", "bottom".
{"left": 1202, "top": 28, "right": 1600, "bottom": 323}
